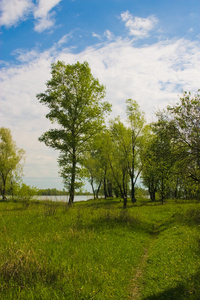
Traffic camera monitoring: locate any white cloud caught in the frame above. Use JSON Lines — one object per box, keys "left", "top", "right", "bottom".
{"left": 121, "top": 10, "right": 158, "bottom": 38}
{"left": 0, "top": 0, "right": 62, "bottom": 32}
{"left": 57, "top": 33, "right": 72, "bottom": 45}
{"left": 34, "top": 12, "right": 55, "bottom": 32}
{"left": 92, "top": 30, "right": 114, "bottom": 41}
{"left": 0, "top": 52, "right": 59, "bottom": 179}
{"left": 12, "top": 48, "right": 39, "bottom": 62}
{"left": 0, "top": 34, "right": 199, "bottom": 184}
{"left": 92, "top": 32, "right": 101, "bottom": 39}
{"left": 34, "top": 0, "right": 61, "bottom": 19}
{"left": 0, "top": 0, "right": 33, "bottom": 27}
{"left": 33, "top": 0, "right": 62, "bottom": 32}
{"left": 104, "top": 29, "right": 114, "bottom": 40}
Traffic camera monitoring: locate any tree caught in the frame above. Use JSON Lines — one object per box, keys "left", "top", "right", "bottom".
{"left": 0, "top": 127, "right": 25, "bottom": 200}
{"left": 141, "top": 128, "right": 159, "bottom": 202}
{"left": 142, "top": 92, "right": 200, "bottom": 202}
{"left": 126, "top": 99, "right": 146, "bottom": 203}
{"left": 84, "top": 150, "right": 104, "bottom": 199}
{"left": 150, "top": 113, "right": 177, "bottom": 203}
{"left": 85, "top": 130, "right": 116, "bottom": 199}
{"left": 37, "top": 61, "right": 111, "bottom": 205}
{"left": 83, "top": 130, "right": 112, "bottom": 199}
{"left": 167, "top": 90, "right": 200, "bottom": 185}
{"left": 109, "top": 118, "right": 131, "bottom": 208}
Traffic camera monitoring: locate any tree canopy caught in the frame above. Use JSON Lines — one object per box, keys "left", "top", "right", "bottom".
{"left": 167, "top": 90, "right": 200, "bottom": 184}
{"left": 37, "top": 61, "right": 111, "bottom": 204}
{"left": 37, "top": 60, "right": 199, "bottom": 205}
{"left": 0, "top": 127, "right": 25, "bottom": 200}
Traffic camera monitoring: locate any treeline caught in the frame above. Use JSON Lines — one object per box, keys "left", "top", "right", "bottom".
{"left": 1, "top": 61, "right": 199, "bottom": 207}
{"left": 38, "top": 188, "right": 67, "bottom": 196}
{"left": 83, "top": 92, "right": 200, "bottom": 207}
{"left": 37, "top": 188, "right": 92, "bottom": 196}
{"left": 36, "top": 61, "right": 199, "bottom": 208}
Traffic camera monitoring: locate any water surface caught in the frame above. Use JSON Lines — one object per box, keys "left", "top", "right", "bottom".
{"left": 36, "top": 195, "right": 93, "bottom": 202}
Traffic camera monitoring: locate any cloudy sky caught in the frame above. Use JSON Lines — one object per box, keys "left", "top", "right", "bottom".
{"left": 0, "top": 0, "right": 200, "bottom": 190}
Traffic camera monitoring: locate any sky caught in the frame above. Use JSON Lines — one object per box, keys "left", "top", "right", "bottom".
{"left": 0, "top": 0, "right": 200, "bottom": 190}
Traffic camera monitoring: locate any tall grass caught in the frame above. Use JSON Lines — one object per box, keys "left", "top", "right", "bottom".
{"left": 0, "top": 198, "right": 199, "bottom": 299}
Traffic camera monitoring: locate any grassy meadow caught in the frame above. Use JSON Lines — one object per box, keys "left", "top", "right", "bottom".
{"left": 0, "top": 198, "right": 200, "bottom": 299}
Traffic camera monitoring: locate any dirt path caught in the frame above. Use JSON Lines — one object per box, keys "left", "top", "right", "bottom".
{"left": 131, "top": 229, "right": 159, "bottom": 300}
{"left": 131, "top": 247, "right": 149, "bottom": 300}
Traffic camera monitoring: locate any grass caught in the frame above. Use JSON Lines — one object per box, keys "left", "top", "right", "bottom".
{"left": 0, "top": 198, "right": 200, "bottom": 299}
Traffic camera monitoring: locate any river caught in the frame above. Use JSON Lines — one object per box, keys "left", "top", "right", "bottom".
{"left": 36, "top": 195, "right": 93, "bottom": 202}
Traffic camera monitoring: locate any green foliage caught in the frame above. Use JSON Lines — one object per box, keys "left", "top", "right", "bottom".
{"left": 38, "top": 188, "right": 67, "bottom": 196}
{"left": 141, "top": 91, "right": 200, "bottom": 202}
{"left": 0, "top": 127, "right": 25, "bottom": 200}
{"left": 142, "top": 115, "right": 176, "bottom": 203}
{"left": 83, "top": 130, "right": 115, "bottom": 199}
{"left": 16, "top": 183, "right": 38, "bottom": 204}
{"left": 126, "top": 99, "right": 146, "bottom": 203}
{"left": 141, "top": 128, "right": 159, "bottom": 201}
{"left": 126, "top": 98, "right": 145, "bottom": 134}
{"left": 37, "top": 61, "right": 111, "bottom": 204}
{"left": 134, "top": 186, "right": 149, "bottom": 199}
{"left": 109, "top": 118, "right": 131, "bottom": 207}
{"left": 167, "top": 90, "right": 200, "bottom": 189}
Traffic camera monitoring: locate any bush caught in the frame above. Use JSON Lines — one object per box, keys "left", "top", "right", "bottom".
{"left": 16, "top": 184, "right": 38, "bottom": 207}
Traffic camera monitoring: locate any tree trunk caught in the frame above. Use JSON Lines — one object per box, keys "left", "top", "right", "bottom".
{"left": 131, "top": 141, "right": 137, "bottom": 203}
{"left": 90, "top": 177, "right": 96, "bottom": 199}
{"left": 131, "top": 176, "right": 136, "bottom": 203}
{"left": 148, "top": 181, "right": 156, "bottom": 201}
{"left": 103, "top": 176, "right": 108, "bottom": 199}
{"left": 107, "top": 180, "right": 113, "bottom": 197}
{"left": 123, "top": 195, "right": 127, "bottom": 208}
{"left": 1, "top": 175, "right": 7, "bottom": 201}
{"left": 2, "top": 186, "right": 6, "bottom": 201}
{"left": 68, "top": 149, "right": 76, "bottom": 206}
{"left": 114, "top": 187, "right": 120, "bottom": 198}
{"left": 149, "top": 190, "right": 156, "bottom": 201}
{"left": 122, "top": 171, "right": 128, "bottom": 208}
{"left": 174, "top": 176, "right": 179, "bottom": 199}
{"left": 160, "top": 175, "right": 164, "bottom": 204}
{"left": 96, "top": 180, "right": 102, "bottom": 199}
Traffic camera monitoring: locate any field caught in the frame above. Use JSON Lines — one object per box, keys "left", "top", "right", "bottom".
{"left": 0, "top": 198, "right": 200, "bottom": 299}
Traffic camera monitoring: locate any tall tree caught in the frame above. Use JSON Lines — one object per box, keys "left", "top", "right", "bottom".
{"left": 37, "top": 61, "right": 111, "bottom": 205}
{"left": 109, "top": 118, "right": 130, "bottom": 208}
{"left": 141, "top": 128, "right": 159, "bottom": 201}
{"left": 0, "top": 128, "right": 25, "bottom": 200}
{"left": 84, "top": 150, "right": 104, "bottom": 199}
{"left": 167, "top": 90, "right": 200, "bottom": 185}
{"left": 126, "top": 99, "right": 145, "bottom": 203}
{"left": 84, "top": 130, "right": 113, "bottom": 199}
{"left": 151, "top": 113, "right": 177, "bottom": 203}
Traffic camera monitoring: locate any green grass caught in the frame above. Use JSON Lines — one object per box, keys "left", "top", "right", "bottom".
{"left": 0, "top": 198, "right": 200, "bottom": 299}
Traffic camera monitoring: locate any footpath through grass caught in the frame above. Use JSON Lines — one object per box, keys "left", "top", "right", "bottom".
{"left": 0, "top": 198, "right": 200, "bottom": 299}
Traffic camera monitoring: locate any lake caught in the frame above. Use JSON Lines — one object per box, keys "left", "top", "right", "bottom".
{"left": 36, "top": 195, "right": 93, "bottom": 202}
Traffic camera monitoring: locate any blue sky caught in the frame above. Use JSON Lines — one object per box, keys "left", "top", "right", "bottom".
{"left": 0, "top": 0, "right": 200, "bottom": 190}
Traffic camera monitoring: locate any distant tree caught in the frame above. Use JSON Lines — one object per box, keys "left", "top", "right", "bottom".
{"left": 141, "top": 129, "right": 159, "bottom": 201}
{"left": 37, "top": 61, "right": 111, "bottom": 205}
{"left": 150, "top": 113, "right": 177, "bottom": 203}
{"left": 84, "top": 130, "right": 114, "bottom": 199}
{"left": 0, "top": 127, "right": 25, "bottom": 200}
{"left": 142, "top": 92, "right": 200, "bottom": 202}
{"left": 109, "top": 118, "right": 131, "bottom": 208}
{"left": 167, "top": 90, "right": 200, "bottom": 185}
{"left": 84, "top": 150, "right": 104, "bottom": 199}
{"left": 16, "top": 183, "right": 38, "bottom": 204}
{"left": 126, "top": 99, "right": 146, "bottom": 203}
